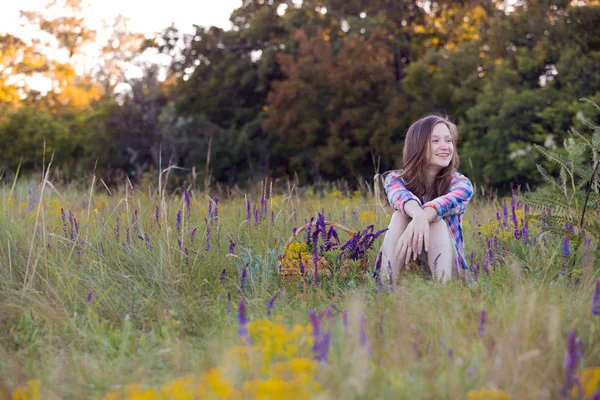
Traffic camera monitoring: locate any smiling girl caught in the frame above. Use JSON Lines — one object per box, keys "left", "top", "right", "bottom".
{"left": 376, "top": 115, "right": 473, "bottom": 283}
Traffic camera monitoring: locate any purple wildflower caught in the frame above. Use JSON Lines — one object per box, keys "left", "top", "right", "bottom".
{"left": 240, "top": 263, "right": 248, "bottom": 291}
{"left": 254, "top": 205, "right": 260, "bottom": 226}
{"left": 305, "top": 217, "right": 314, "bottom": 247}
{"left": 293, "top": 207, "right": 297, "bottom": 223}
{"left": 145, "top": 233, "right": 153, "bottom": 250}
{"left": 448, "top": 348, "right": 454, "bottom": 361}
{"left": 486, "top": 237, "right": 493, "bottom": 265}
{"left": 227, "top": 292, "right": 231, "bottom": 313}
{"left": 479, "top": 309, "right": 486, "bottom": 338}
{"left": 115, "top": 216, "right": 120, "bottom": 240}
{"left": 299, "top": 253, "right": 305, "bottom": 276}
{"left": 246, "top": 198, "right": 251, "bottom": 222}
{"left": 220, "top": 268, "right": 226, "bottom": 285}
{"left": 309, "top": 310, "right": 321, "bottom": 354}
{"left": 562, "top": 236, "right": 570, "bottom": 275}
{"left": 204, "top": 217, "right": 211, "bottom": 251}
{"left": 313, "top": 229, "right": 320, "bottom": 285}
{"left": 343, "top": 311, "right": 348, "bottom": 329}
{"left": 565, "top": 224, "right": 575, "bottom": 234}
{"left": 191, "top": 227, "right": 198, "bottom": 243}
{"left": 561, "top": 330, "right": 582, "bottom": 399}
{"left": 176, "top": 211, "right": 182, "bottom": 232}
{"left": 61, "top": 208, "right": 68, "bottom": 238}
{"left": 86, "top": 290, "right": 92, "bottom": 305}
{"left": 523, "top": 220, "right": 529, "bottom": 244}
{"left": 238, "top": 299, "right": 249, "bottom": 343}
{"left": 467, "top": 367, "right": 474, "bottom": 377}
{"left": 214, "top": 195, "right": 219, "bottom": 218}
{"left": 309, "top": 309, "right": 331, "bottom": 362}
{"left": 260, "top": 190, "right": 266, "bottom": 220}
{"left": 359, "top": 314, "right": 368, "bottom": 347}
{"left": 511, "top": 192, "right": 518, "bottom": 230}
{"left": 388, "top": 260, "right": 394, "bottom": 287}
{"left": 126, "top": 227, "right": 130, "bottom": 246}
{"left": 292, "top": 227, "right": 297, "bottom": 235}
{"left": 271, "top": 210, "right": 274, "bottom": 225}
{"left": 182, "top": 186, "right": 191, "bottom": 215}
{"left": 155, "top": 205, "right": 159, "bottom": 223}
{"left": 266, "top": 292, "right": 280, "bottom": 317}
{"left": 502, "top": 199, "right": 508, "bottom": 227}
{"left": 593, "top": 279, "right": 600, "bottom": 316}
{"left": 177, "top": 238, "right": 182, "bottom": 250}
{"left": 372, "top": 251, "right": 383, "bottom": 279}
{"left": 229, "top": 239, "right": 236, "bottom": 254}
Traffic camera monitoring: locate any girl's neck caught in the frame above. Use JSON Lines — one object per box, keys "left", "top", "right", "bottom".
{"left": 424, "top": 166, "right": 440, "bottom": 188}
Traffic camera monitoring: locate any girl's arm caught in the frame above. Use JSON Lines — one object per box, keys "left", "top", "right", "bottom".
{"left": 384, "top": 171, "right": 422, "bottom": 217}
{"left": 422, "top": 173, "right": 473, "bottom": 222}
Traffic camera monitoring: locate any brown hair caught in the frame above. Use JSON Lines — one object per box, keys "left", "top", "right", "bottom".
{"left": 386, "top": 115, "right": 460, "bottom": 203}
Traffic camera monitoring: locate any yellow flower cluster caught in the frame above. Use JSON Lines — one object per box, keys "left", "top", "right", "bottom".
{"left": 103, "top": 372, "right": 236, "bottom": 400}
{"left": 477, "top": 209, "right": 537, "bottom": 240}
{"left": 8, "top": 380, "right": 40, "bottom": 400}
{"left": 466, "top": 388, "right": 511, "bottom": 400}
{"left": 572, "top": 367, "right": 600, "bottom": 399}
{"left": 280, "top": 242, "right": 312, "bottom": 276}
{"left": 102, "top": 318, "right": 320, "bottom": 400}
{"left": 359, "top": 210, "right": 376, "bottom": 224}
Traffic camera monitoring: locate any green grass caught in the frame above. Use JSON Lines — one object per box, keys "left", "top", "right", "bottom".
{"left": 0, "top": 178, "right": 598, "bottom": 399}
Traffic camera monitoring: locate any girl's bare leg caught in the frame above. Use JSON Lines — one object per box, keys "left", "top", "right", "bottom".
{"left": 427, "top": 219, "right": 457, "bottom": 283}
{"left": 379, "top": 211, "right": 411, "bottom": 279}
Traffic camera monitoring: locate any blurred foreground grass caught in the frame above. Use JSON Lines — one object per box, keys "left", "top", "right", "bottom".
{"left": 0, "top": 178, "right": 598, "bottom": 399}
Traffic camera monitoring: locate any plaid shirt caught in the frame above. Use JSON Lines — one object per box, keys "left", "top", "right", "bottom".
{"left": 383, "top": 170, "right": 473, "bottom": 270}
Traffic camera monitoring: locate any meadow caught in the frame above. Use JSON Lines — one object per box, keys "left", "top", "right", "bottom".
{"left": 0, "top": 174, "right": 598, "bottom": 400}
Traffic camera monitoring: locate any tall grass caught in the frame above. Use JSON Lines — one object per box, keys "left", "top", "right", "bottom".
{"left": 0, "top": 176, "right": 598, "bottom": 399}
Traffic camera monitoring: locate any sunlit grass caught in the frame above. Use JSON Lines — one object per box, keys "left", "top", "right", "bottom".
{"left": 0, "top": 176, "right": 598, "bottom": 399}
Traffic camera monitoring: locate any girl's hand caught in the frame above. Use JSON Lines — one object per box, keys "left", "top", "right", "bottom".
{"left": 394, "top": 218, "right": 430, "bottom": 266}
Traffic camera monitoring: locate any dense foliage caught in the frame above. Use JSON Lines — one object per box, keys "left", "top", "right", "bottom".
{"left": 1, "top": 0, "right": 600, "bottom": 191}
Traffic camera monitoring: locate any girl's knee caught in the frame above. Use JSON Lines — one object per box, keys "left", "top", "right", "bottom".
{"left": 429, "top": 219, "right": 447, "bottom": 231}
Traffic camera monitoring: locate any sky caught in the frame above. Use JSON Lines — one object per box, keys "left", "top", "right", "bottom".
{"left": 0, "top": 0, "right": 242, "bottom": 37}
{"left": 1, "top": 0, "right": 242, "bottom": 90}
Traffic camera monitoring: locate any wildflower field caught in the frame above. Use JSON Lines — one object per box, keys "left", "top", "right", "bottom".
{"left": 0, "top": 177, "right": 599, "bottom": 400}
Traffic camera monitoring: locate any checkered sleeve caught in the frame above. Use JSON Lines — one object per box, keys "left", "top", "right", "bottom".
{"left": 384, "top": 171, "right": 422, "bottom": 217}
{"left": 422, "top": 173, "right": 473, "bottom": 222}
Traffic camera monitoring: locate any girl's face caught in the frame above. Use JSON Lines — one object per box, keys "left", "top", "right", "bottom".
{"left": 425, "top": 123, "right": 454, "bottom": 170}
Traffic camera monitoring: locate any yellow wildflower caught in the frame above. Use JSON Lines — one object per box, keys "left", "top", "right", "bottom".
{"left": 10, "top": 380, "right": 41, "bottom": 400}
{"left": 466, "top": 388, "right": 511, "bottom": 400}
{"left": 359, "top": 210, "right": 376, "bottom": 224}
{"left": 572, "top": 367, "right": 600, "bottom": 399}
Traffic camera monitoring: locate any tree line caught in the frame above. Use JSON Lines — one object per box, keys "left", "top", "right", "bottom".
{"left": 1, "top": 0, "right": 599, "bottom": 192}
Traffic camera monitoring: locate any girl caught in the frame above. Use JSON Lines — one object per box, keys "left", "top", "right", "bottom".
{"left": 376, "top": 115, "right": 473, "bottom": 283}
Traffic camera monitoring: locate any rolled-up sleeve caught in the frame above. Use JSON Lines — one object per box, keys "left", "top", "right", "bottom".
{"left": 384, "top": 171, "right": 422, "bottom": 216}
{"left": 422, "top": 173, "right": 473, "bottom": 222}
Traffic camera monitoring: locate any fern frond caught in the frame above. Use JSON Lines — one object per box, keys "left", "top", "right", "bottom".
{"left": 522, "top": 193, "right": 571, "bottom": 214}
{"left": 536, "top": 164, "right": 560, "bottom": 189}
{"left": 569, "top": 127, "right": 593, "bottom": 149}
{"left": 581, "top": 97, "right": 600, "bottom": 112}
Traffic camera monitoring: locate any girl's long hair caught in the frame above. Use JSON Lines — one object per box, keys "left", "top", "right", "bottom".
{"left": 386, "top": 115, "right": 460, "bottom": 203}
